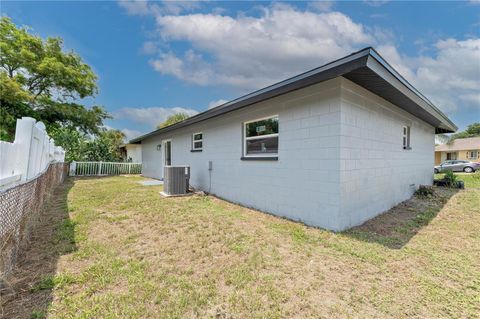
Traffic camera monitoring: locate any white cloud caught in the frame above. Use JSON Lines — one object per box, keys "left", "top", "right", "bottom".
{"left": 118, "top": 0, "right": 200, "bottom": 16}
{"left": 211, "top": 7, "right": 227, "bottom": 15}
{"left": 141, "top": 41, "right": 158, "bottom": 54}
{"left": 121, "top": 128, "right": 145, "bottom": 141}
{"left": 376, "top": 44, "right": 417, "bottom": 80}
{"left": 308, "top": 1, "right": 335, "bottom": 12}
{"left": 416, "top": 39, "right": 480, "bottom": 113}
{"left": 160, "top": 1, "right": 201, "bottom": 15}
{"left": 363, "top": 0, "right": 390, "bottom": 7}
{"left": 114, "top": 106, "right": 198, "bottom": 129}
{"left": 149, "top": 5, "right": 374, "bottom": 90}
{"left": 207, "top": 99, "right": 229, "bottom": 109}
{"left": 150, "top": 50, "right": 213, "bottom": 86}
{"left": 119, "top": 2, "right": 479, "bottom": 119}
{"left": 377, "top": 39, "right": 480, "bottom": 114}
{"left": 118, "top": 0, "right": 151, "bottom": 16}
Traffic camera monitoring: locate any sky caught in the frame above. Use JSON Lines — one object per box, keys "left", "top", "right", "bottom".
{"left": 2, "top": 1, "right": 480, "bottom": 140}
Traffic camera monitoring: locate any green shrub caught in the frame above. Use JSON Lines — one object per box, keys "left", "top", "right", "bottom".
{"left": 444, "top": 170, "right": 459, "bottom": 188}
{"left": 415, "top": 185, "right": 435, "bottom": 197}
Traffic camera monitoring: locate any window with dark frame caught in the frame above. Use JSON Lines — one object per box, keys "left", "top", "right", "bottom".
{"left": 192, "top": 132, "right": 203, "bottom": 151}
{"left": 402, "top": 126, "right": 411, "bottom": 150}
{"left": 446, "top": 152, "right": 457, "bottom": 160}
{"left": 467, "top": 150, "right": 479, "bottom": 159}
{"left": 243, "top": 116, "right": 279, "bottom": 157}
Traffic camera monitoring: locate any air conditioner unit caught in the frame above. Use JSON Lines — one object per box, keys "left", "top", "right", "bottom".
{"left": 163, "top": 166, "right": 190, "bottom": 196}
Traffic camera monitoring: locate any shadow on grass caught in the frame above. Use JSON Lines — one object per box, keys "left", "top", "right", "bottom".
{"left": 1, "top": 178, "right": 76, "bottom": 319}
{"left": 341, "top": 187, "right": 459, "bottom": 249}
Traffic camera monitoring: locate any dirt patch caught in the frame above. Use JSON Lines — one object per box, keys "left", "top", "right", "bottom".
{"left": 0, "top": 179, "right": 75, "bottom": 319}
{"left": 346, "top": 187, "right": 459, "bottom": 248}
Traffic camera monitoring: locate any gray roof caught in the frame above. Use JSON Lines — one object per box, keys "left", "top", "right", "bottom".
{"left": 130, "top": 47, "right": 456, "bottom": 143}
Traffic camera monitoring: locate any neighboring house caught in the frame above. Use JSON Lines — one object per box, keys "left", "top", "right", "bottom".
{"left": 130, "top": 47, "right": 456, "bottom": 231}
{"left": 119, "top": 143, "right": 142, "bottom": 163}
{"left": 435, "top": 137, "right": 480, "bottom": 165}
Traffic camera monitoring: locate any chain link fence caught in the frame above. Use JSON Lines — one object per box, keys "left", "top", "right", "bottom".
{"left": 0, "top": 163, "right": 68, "bottom": 282}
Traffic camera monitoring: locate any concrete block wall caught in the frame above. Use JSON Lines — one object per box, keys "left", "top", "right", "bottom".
{"left": 142, "top": 78, "right": 345, "bottom": 230}
{"left": 141, "top": 77, "right": 436, "bottom": 231}
{"left": 338, "top": 78, "right": 435, "bottom": 228}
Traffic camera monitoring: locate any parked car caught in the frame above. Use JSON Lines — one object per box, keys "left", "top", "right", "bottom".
{"left": 434, "top": 160, "right": 480, "bottom": 173}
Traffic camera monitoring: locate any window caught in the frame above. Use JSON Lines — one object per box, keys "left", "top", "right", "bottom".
{"left": 243, "top": 115, "right": 278, "bottom": 157}
{"left": 402, "top": 126, "right": 411, "bottom": 150}
{"left": 467, "top": 150, "right": 479, "bottom": 159}
{"left": 446, "top": 152, "right": 457, "bottom": 160}
{"left": 192, "top": 132, "right": 203, "bottom": 151}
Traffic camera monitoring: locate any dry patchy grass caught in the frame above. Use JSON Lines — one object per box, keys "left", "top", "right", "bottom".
{"left": 1, "top": 176, "right": 479, "bottom": 318}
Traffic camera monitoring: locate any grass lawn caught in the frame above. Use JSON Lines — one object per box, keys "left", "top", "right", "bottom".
{"left": 2, "top": 176, "right": 479, "bottom": 318}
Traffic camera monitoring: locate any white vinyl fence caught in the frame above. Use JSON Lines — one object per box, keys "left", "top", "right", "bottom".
{"left": 70, "top": 161, "right": 142, "bottom": 176}
{"left": 0, "top": 117, "right": 65, "bottom": 189}
{"left": 1, "top": 117, "right": 67, "bottom": 280}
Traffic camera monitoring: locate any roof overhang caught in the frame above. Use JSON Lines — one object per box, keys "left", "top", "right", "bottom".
{"left": 130, "top": 47, "right": 456, "bottom": 143}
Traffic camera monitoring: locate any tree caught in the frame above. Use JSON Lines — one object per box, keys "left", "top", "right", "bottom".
{"left": 157, "top": 113, "right": 190, "bottom": 129}
{"left": 83, "top": 129, "right": 126, "bottom": 162}
{"left": 49, "top": 127, "right": 126, "bottom": 162}
{"left": 449, "top": 123, "right": 480, "bottom": 142}
{"left": 0, "top": 16, "right": 109, "bottom": 141}
{"left": 48, "top": 126, "right": 89, "bottom": 163}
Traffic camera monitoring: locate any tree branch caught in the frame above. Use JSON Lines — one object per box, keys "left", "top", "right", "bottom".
{"left": 31, "top": 87, "right": 45, "bottom": 102}
{"left": 0, "top": 63, "right": 20, "bottom": 78}
{"left": 27, "top": 76, "right": 44, "bottom": 92}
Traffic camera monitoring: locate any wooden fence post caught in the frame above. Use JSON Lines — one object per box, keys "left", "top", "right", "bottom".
{"left": 98, "top": 161, "right": 103, "bottom": 175}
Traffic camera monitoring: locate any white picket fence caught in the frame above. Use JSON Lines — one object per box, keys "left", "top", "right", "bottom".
{"left": 70, "top": 161, "right": 142, "bottom": 176}
{"left": 0, "top": 117, "right": 65, "bottom": 189}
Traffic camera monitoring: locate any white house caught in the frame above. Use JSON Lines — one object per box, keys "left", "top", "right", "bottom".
{"left": 130, "top": 47, "right": 456, "bottom": 231}
{"left": 119, "top": 143, "right": 142, "bottom": 163}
